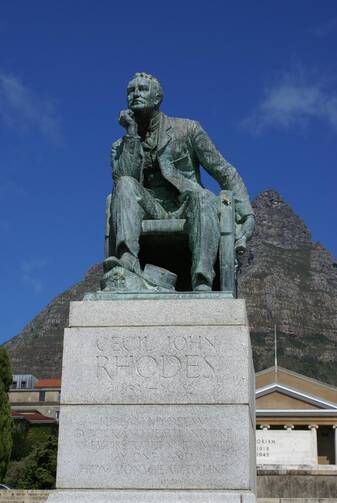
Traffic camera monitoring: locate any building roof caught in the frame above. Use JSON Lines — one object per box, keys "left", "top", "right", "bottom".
{"left": 34, "top": 378, "right": 61, "bottom": 389}
{"left": 11, "top": 410, "right": 56, "bottom": 424}
{"left": 256, "top": 366, "right": 337, "bottom": 424}
{"left": 256, "top": 366, "right": 337, "bottom": 398}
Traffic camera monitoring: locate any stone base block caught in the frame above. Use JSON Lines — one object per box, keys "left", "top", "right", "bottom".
{"left": 57, "top": 405, "right": 254, "bottom": 490}
{"left": 61, "top": 325, "right": 254, "bottom": 407}
{"left": 68, "top": 299, "right": 247, "bottom": 327}
{"left": 56, "top": 299, "right": 256, "bottom": 499}
{"left": 48, "top": 490, "right": 256, "bottom": 503}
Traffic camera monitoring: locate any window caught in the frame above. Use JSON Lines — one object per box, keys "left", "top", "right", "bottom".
{"left": 21, "top": 381, "right": 26, "bottom": 389}
{"left": 39, "top": 391, "right": 46, "bottom": 402}
{"left": 12, "top": 381, "right": 17, "bottom": 389}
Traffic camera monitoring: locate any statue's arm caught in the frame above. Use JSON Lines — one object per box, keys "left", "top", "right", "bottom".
{"left": 191, "top": 121, "right": 255, "bottom": 242}
{"left": 111, "top": 136, "right": 143, "bottom": 184}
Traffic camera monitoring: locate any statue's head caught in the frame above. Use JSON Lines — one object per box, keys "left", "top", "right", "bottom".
{"left": 127, "top": 72, "right": 164, "bottom": 113}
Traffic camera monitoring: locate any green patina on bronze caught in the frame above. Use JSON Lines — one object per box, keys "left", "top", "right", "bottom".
{"left": 100, "top": 72, "right": 254, "bottom": 297}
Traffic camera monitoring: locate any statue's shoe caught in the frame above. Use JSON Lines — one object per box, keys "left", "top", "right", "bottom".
{"left": 103, "top": 253, "right": 141, "bottom": 276}
{"left": 120, "top": 252, "right": 142, "bottom": 275}
{"left": 103, "top": 256, "right": 121, "bottom": 272}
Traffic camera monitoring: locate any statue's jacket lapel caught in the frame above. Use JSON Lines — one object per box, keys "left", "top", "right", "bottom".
{"left": 157, "top": 113, "right": 203, "bottom": 193}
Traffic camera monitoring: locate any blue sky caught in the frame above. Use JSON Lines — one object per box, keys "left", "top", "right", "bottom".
{"left": 1, "top": 0, "right": 337, "bottom": 345}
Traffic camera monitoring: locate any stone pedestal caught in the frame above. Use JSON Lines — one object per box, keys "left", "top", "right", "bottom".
{"left": 49, "top": 298, "right": 256, "bottom": 503}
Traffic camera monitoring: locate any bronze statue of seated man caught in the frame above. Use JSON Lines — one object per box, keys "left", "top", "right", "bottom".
{"left": 104, "top": 72, "right": 254, "bottom": 293}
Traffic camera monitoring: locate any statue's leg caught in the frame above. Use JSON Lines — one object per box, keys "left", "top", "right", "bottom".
{"left": 111, "top": 176, "right": 166, "bottom": 260}
{"left": 183, "top": 190, "right": 220, "bottom": 291}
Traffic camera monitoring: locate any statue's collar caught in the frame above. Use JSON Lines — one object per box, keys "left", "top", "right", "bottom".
{"left": 137, "top": 110, "right": 161, "bottom": 139}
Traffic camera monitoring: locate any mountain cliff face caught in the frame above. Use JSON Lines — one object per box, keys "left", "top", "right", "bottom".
{"left": 238, "top": 190, "right": 337, "bottom": 384}
{"left": 4, "top": 189, "right": 337, "bottom": 385}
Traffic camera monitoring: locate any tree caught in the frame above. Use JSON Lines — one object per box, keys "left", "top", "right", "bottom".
{"left": 0, "top": 347, "right": 13, "bottom": 481}
{"left": 5, "top": 436, "right": 57, "bottom": 489}
{"left": 0, "top": 348, "right": 12, "bottom": 390}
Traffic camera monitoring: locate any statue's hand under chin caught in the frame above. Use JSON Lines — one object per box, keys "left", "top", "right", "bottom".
{"left": 119, "top": 109, "right": 138, "bottom": 135}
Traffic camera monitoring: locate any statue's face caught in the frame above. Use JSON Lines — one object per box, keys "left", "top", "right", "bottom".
{"left": 127, "top": 77, "right": 160, "bottom": 112}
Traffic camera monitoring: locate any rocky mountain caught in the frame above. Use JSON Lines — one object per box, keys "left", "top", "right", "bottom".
{"left": 239, "top": 190, "right": 337, "bottom": 385}
{"left": 4, "top": 189, "right": 337, "bottom": 385}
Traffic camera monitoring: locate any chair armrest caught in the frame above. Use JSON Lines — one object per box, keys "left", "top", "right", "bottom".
{"left": 218, "top": 190, "right": 235, "bottom": 295}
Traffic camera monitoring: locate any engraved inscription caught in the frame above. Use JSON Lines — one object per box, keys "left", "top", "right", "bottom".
{"left": 94, "top": 332, "right": 221, "bottom": 399}
{"left": 256, "top": 430, "right": 317, "bottom": 465}
{"left": 256, "top": 438, "right": 275, "bottom": 458}
{"left": 96, "top": 334, "right": 217, "bottom": 379}
{"left": 57, "top": 405, "right": 251, "bottom": 489}
{"left": 62, "top": 326, "right": 250, "bottom": 404}
{"left": 96, "top": 354, "right": 216, "bottom": 380}
{"left": 73, "top": 412, "right": 234, "bottom": 483}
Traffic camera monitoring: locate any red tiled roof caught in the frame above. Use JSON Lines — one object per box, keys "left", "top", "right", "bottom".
{"left": 11, "top": 410, "right": 56, "bottom": 423}
{"left": 34, "top": 378, "right": 61, "bottom": 389}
